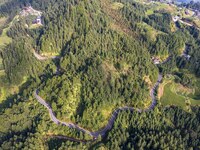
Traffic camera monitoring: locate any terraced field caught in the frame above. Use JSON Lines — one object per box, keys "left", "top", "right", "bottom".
{"left": 160, "top": 77, "right": 200, "bottom": 110}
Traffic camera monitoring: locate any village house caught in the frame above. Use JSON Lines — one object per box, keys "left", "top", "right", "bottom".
{"left": 33, "top": 16, "right": 42, "bottom": 25}
{"left": 172, "top": 15, "right": 180, "bottom": 22}
{"left": 152, "top": 57, "right": 160, "bottom": 65}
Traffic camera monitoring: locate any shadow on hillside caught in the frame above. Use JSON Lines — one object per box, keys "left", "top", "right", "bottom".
{"left": 0, "top": 78, "right": 33, "bottom": 113}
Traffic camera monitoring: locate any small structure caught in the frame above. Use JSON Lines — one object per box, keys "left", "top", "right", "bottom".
{"left": 182, "top": 53, "right": 191, "bottom": 60}
{"left": 181, "top": 45, "right": 191, "bottom": 60}
{"left": 185, "top": 9, "right": 190, "bottom": 15}
{"left": 172, "top": 16, "right": 180, "bottom": 22}
{"left": 152, "top": 57, "right": 160, "bottom": 65}
{"left": 33, "top": 16, "right": 42, "bottom": 25}
{"left": 20, "top": 5, "right": 42, "bottom": 17}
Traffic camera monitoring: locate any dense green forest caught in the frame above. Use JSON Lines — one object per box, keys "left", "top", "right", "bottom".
{"left": 0, "top": 0, "right": 199, "bottom": 149}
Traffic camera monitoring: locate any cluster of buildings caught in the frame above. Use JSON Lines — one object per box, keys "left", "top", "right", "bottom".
{"left": 20, "top": 6, "right": 42, "bottom": 17}
{"left": 181, "top": 45, "right": 191, "bottom": 60}
{"left": 32, "top": 16, "right": 42, "bottom": 25}
{"left": 172, "top": 15, "right": 180, "bottom": 22}
{"left": 20, "top": 6, "right": 42, "bottom": 25}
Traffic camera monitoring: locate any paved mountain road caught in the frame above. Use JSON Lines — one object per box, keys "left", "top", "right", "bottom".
{"left": 34, "top": 73, "right": 163, "bottom": 139}
{"left": 34, "top": 48, "right": 166, "bottom": 141}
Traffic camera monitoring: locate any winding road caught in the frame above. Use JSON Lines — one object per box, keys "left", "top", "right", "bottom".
{"left": 34, "top": 73, "right": 163, "bottom": 140}
{"left": 32, "top": 45, "right": 170, "bottom": 142}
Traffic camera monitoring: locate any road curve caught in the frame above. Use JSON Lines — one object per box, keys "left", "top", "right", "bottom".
{"left": 34, "top": 73, "right": 163, "bottom": 139}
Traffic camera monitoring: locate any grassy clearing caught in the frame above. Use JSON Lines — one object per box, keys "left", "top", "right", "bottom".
{"left": 178, "top": 8, "right": 195, "bottom": 18}
{"left": 101, "top": 0, "right": 137, "bottom": 38}
{"left": 0, "top": 75, "right": 28, "bottom": 103}
{"left": 145, "top": 2, "right": 177, "bottom": 16}
{"left": 193, "top": 18, "right": 200, "bottom": 28}
{"left": 160, "top": 76, "right": 200, "bottom": 110}
{"left": 137, "top": 22, "right": 165, "bottom": 40}
{"left": 143, "top": 75, "right": 153, "bottom": 89}
{"left": 0, "top": 15, "right": 19, "bottom": 48}
{"left": 188, "top": 79, "right": 200, "bottom": 100}
{"left": 29, "top": 23, "right": 43, "bottom": 29}
{"left": 40, "top": 52, "right": 60, "bottom": 57}
{"left": 100, "top": 105, "right": 115, "bottom": 127}
{"left": 111, "top": 2, "right": 124, "bottom": 10}
{"left": 0, "top": 17, "right": 8, "bottom": 28}
{"left": 0, "top": 28, "right": 12, "bottom": 48}
{"left": 0, "top": 86, "right": 19, "bottom": 103}
{"left": 161, "top": 82, "right": 186, "bottom": 108}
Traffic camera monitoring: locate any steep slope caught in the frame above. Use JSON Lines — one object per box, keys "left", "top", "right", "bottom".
{"left": 36, "top": 0, "right": 158, "bottom": 130}
{"left": 0, "top": 0, "right": 199, "bottom": 149}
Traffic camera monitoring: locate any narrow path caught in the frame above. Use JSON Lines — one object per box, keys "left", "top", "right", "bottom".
{"left": 34, "top": 73, "right": 163, "bottom": 141}
{"left": 33, "top": 50, "right": 59, "bottom": 61}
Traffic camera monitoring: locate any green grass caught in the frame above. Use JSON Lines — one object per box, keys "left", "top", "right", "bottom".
{"left": 137, "top": 22, "right": 165, "bottom": 40}
{"left": 0, "top": 15, "right": 19, "bottom": 48}
{"left": 0, "top": 75, "right": 28, "bottom": 103}
{"left": 0, "top": 19, "right": 13, "bottom": 48}
{"left": 161, "top": 82, "right": 186, "bottom": 108}
{"left": 161, "top": 79, "right": 200, "bottom": 109}
{"left": 145, "top": 2, "right": 177, "bottom": 15}
{"left": 29, "top": 24, "right": 43, "bottom": 29}
{"left": 111, "top": 2, "right": 124, "bottom": 10}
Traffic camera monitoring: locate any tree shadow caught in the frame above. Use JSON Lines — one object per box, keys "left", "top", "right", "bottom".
{"left": 0, "top": 77, "right": 33, "bottom": 112}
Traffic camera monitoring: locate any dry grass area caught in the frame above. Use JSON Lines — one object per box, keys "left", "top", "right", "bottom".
{"left": 101, "top": 105, "right": 115, "bottom": 122}
{"left": 143, "top": 75, "right": 153, "bottom": 89}
{"left": 111, "top": 2, "right": 124, "bottom": 10}
{"left": 102, "top": 61, "right": 119, "bottom": 80}
{"left": 158, "top": 80, "right": 172, "bottom": 99}
{"left": 146, "top": 2, "right": 177, "bottom": 15}
{"left": 171, "top": 22, "right": 177, "bottom": 32}
{"left": 193, "top": 18, "right": 200, "bottom": 28}
{"left": 40, "top": 52, "right": 59, "bottom": 57}
{"left": 137, "top": 22, "right": 166, "bottom": 41}
{"left": 100, "top": 0, "right": 138, "bottom": 38}
{"left": 0, "top": 17, "right": 7, "bottom": 28}
{"left": 102, "top": 61, "right": 131, "bottom": 80}
{"left": 0, "top": 76, "right": 28, "bottom": 103}
{"left": 173, "top": 83, "right": 194, "bottom": 96}
{"left": 110, "top": 23, "right": 125, "bottom": 35}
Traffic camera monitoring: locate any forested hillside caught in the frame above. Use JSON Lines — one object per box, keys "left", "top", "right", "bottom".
{"left": 0, "top": 0, "right": 199, "bottom": 149}
{"left": 36, "top": 0, "right": 159, "bottom": 130}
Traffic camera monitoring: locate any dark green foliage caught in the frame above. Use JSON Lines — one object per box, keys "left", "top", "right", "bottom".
{"left": 36, "top": 0, "right": 158, "bottom": 130}
{"left": 100, "top": 107, "right": 200, "bottom": 150}
{"left": 0, "top": 0, "right": 199, "bottom": 149}
{"left": 176, "top": 27, "right": 200, "bottom": 77}
{"left": 1, "top": 38, "right": 43, "bottom": 85}
{"left": 145, "top": 13, "right": 172, "bottom": 33}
